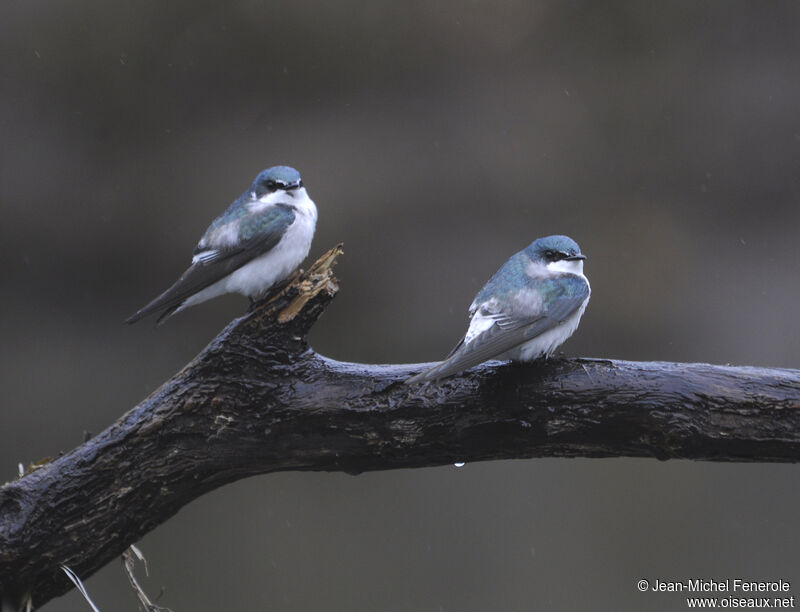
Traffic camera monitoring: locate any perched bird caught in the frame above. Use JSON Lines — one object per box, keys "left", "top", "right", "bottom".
{"left": 407, "top": 235, "right": 590, "bottom": 383}
{"left": 126, "top": 166, "right": 317, "bottom": 325}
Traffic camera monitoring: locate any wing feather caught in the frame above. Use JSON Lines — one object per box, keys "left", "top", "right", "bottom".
{"left": 125, "top": 205, "right": 295, "bottom": 324}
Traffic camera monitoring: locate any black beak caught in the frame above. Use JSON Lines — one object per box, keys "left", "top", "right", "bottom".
{"left": 566, "top": 254, "right": 587, "bottom": 261}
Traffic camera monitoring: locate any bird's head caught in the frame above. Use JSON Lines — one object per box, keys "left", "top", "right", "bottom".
{"left": 251, "top": 166, "right": 303, "bottom": 199}
{"left": 526, "top": 235, "right": 586, "bottom": 274}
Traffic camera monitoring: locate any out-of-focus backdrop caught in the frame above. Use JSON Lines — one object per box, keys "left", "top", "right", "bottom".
{"left": 2, "top": 1, "right": 799, "bottom": 610}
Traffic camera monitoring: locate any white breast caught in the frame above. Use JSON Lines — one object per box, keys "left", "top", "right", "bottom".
{"left": 505, "top": 295, "right": 590, "bottom": 361}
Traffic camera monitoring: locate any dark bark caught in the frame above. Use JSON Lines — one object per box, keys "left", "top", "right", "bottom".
{"left": 1, "top": 244, "right": 799, "bottom": 609}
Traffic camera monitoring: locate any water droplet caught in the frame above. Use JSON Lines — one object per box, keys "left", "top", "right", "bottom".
{"left": 454, "top": 462, "right": 466, "bottom": 468}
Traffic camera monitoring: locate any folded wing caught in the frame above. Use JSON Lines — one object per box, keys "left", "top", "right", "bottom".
{"left": 125, "top": 205, "right": 295, "bottom": 324}
{"left": 407, "top": 276, "right": 588, "bottom": 383}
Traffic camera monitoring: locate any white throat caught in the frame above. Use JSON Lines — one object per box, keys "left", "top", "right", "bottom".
{"left": 286, "top": 187, "right": 317, "bottom": 222}
{"left": 547, "top": 259, "right": 585, "bottom": 275}
{"left": 248, "top": 187, "right": 312, "bottom": 213}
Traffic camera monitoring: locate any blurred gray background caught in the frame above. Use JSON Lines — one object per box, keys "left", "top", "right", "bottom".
{"left": 2, "top": 1, "right": 799, "bottom": 610}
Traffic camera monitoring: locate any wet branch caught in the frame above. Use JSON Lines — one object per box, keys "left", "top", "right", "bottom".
{"left": 1, "top": 244, "right": 799, "bottom": 609}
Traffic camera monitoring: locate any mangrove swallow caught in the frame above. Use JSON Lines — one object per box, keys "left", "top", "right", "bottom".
{"left": 407, "top": 235, "right": 590, "bottom": 383}
{"left": 126, "top": 165, "right": 317, "bottom": 325}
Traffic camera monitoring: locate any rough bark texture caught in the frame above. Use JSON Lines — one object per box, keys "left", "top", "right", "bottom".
{"left": 1, "top": 244, "right": 799, "bottom": 609}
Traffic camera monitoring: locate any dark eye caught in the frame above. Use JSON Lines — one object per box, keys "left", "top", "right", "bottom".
{"left": 265, "top": 180, "right": 278, "bottom": 191}
{"left": 545, "top": 249, "right": 559, "bottom": 261}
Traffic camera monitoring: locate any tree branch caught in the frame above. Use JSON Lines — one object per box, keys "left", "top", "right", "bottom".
{"left": 1, "top": 244, "right": 799, "bottom": 608}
